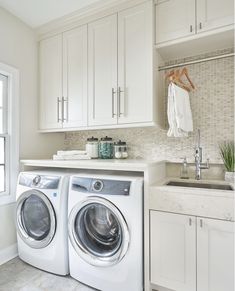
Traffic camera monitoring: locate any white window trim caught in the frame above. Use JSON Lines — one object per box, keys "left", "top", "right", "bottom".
{"left": 0, "top": 62, "right": 19, "bottom": 205}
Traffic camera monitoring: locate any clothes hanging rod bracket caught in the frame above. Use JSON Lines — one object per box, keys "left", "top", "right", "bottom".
{"left": 158, "top": 52, "right": 234, "bottom": 71}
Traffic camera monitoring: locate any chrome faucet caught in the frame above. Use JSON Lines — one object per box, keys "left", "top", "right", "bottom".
{"left": 195, "top": 129, "right": 210, "bottom": 180}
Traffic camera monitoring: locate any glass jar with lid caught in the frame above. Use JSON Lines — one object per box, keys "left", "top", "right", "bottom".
{"left": 114, "top": 140, "right": 128, "bottom": 159}
{"left": 86, "top": 136, "right": 99, "bottom": 159}
{"left": 99, "top": 136, "right": 114, "bottom": 159}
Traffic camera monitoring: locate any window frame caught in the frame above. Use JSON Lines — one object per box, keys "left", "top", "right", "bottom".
{"left": 0, "top": 62, "right": 19, "bottom": 205}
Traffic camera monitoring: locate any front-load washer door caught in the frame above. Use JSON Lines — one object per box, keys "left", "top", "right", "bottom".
{"left": 69, "top": 197, "right": 130, "bottom": 267}
{"left": 16, "top": 190, "right": 56, "bottom": 249}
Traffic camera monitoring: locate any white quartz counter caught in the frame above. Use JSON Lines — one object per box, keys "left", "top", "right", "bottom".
{"left": 20, "top": 159, "right": 160, "bottom": 172}
{"left": 150, "top": 177, "right": 234, "bottom": 221}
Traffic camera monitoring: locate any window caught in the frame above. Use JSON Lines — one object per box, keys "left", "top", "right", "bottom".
{"left": 0, "top": 73, "right": 8, "bottom": 194}
{"left": 0, "top": 63, "right": 19, "bottom": 205}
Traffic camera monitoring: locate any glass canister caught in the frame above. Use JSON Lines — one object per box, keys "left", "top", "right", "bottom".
{"left": 99, "top": 136, "right": 114, "bottom": 159}
{"left": 86, "top": 136, "right": 99, "bottom": 158}
{"left": 114, "top": 140, "right": 128, "bottom": 159}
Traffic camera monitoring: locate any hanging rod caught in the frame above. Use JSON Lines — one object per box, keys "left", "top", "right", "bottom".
{"left": 158, "top": 52, "right": 234, "bottom": 71}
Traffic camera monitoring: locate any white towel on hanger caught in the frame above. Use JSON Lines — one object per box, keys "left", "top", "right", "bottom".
{"left": 167, "top": 82, "right": 193, "bottom": 137}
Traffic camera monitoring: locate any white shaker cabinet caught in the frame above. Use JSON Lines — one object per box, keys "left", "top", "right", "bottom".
{"left": 197, "top": 0, "right": 234, "bottom": 33}
{"left": 88, "top": 2, "right": 155, "bottom": 127}
{"left": 39, "top": 26, "right": 88, "bottom": 131}
{"left": 150, "top": 211, "right": 196, "bottom": 291}
{"left": 155, "top": 0, "right": 196, "bottom": 44}
{"left": 118, "top": 3, "right": 153, "bottom": 124}
{"left": 88, "top": 14, "right": 118, "bottom": 126}
{"left": 150, "top": 211, "right": 234, "bottom": 291}
{"left": 39, "top": 35, "right": 63, "bottom": 130}
{"left": 63, "top": 26, "right": 88, "bottom": 128}
{"left": 197, "top": 217, "right": 234, "bottom": 291}
{"left": 156, "top": 0, "right": 234, "bottom": 45}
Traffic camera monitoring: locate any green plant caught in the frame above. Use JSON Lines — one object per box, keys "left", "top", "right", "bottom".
{"left": 219, "top": 141, "right": 235, "bottom": 172}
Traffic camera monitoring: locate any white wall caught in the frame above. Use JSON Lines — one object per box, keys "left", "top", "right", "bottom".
{"left": 0, "top": 7, "right": 64, "bottom": 261}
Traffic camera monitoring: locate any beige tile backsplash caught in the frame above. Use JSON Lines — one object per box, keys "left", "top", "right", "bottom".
{"left": 64, "top": 49, "right": 234, "bottom": 164}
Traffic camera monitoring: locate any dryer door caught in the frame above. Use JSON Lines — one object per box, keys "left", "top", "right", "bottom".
{"left": 16, "top": 190, "right": 56, "bottom": 249}
{"left": 69, "top": 197, "right": 130, "bottom": 267}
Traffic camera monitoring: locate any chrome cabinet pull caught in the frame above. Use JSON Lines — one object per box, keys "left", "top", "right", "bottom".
{"left": 112, "top": 88, "right": 116, "bottom": 118}
{"left": 190, "top": 25, "right": 193, "bottom": 32}
{"left": 199, "top": 219, "right": 203, "bottom": 228}
{"left": 199, "top": 22, "right": 202, "bottom": 30}
{"left": 62, "top": 97, "right": 68, "bottom": 122}
{"left": 57, "top": 97, "right": 62, "bottom": 122}
{"left": 189, "top": 218, "right": 192, "bottom": 226}
{"left": 118, "top": 87, "right": 124, "bottom": 117}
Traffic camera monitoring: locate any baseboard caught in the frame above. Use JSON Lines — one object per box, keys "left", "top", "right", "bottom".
{"left": 0, "top": 243, "right": 18, "bottom": 265}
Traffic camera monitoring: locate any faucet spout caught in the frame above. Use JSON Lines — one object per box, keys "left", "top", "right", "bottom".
{"left": 194, "top": 130, "right": 210, "bottom": 180}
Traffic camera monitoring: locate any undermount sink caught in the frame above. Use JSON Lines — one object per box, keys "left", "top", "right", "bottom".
{"left": 166, "top": 181, "right": 234, "bottom": 191}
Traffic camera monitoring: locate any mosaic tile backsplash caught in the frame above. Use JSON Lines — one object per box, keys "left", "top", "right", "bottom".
{"left": 64, "top": 49, "right": 234, "bottom": 163}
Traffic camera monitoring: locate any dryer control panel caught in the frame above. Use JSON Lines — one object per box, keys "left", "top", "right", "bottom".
{"left": 19, "top": 173, "right": 60, "bottom": 189}
{"left": 72, "top": 177, "right": 131, "bottom": 196}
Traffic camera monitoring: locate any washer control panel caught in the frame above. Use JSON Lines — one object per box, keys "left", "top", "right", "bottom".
{"left": 72, "top": 177, "right": 131, "bottom": 196}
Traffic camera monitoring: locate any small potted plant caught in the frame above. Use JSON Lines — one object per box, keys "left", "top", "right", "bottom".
{"left": 219, "top": 141, "right": 235, "bottom": 183}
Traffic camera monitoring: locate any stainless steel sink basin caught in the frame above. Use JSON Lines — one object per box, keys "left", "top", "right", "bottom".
{"left": 166, "top": 181, "right": 233, "bottom": 191}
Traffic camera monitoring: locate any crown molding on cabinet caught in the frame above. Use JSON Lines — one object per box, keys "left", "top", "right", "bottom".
{"left": 36, "top": 0, "right": 149, "bottom": 40}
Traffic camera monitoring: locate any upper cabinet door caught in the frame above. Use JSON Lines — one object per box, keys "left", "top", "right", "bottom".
{"left": 150, "top": 211, "right": 196, "bottom": 291}
{"left": 63, "top": 26, "right": 88, "bottom": 129}
{"left": 39, "top": 35, "right": 63, "bottom": 130}
{"left": 118, "top": 2, "right": 153, "bottom": 124}
{"left": 197, "top": 218, "right": 234, "bottom": 291}
{"left": 197, "top": 0, "right": 234, "bottom": 33}
{"left": 88, "top": 14, "right": 118, "bottom": 126}
{"left": 155, "top": 0, "right": 196, "bottom": 44}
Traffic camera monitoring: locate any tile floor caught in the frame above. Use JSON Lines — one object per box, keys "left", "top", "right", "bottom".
{"left": 0, "top": 257, "right": 95, "bottom": 291}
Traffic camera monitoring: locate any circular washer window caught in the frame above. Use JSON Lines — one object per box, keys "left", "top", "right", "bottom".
{"left": 16, "top": 190, "right": 56, "bottom": 249}
{"left": 69, "top": 197, "right": 129, "bottom": 267}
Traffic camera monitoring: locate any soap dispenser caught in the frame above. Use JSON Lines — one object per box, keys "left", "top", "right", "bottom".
{"left": 180, "top": 157, "right": 189, "bottom": 179}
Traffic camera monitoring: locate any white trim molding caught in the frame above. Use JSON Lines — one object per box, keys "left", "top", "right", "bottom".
{"left": 37, "top": 0, "right": 149, "bottom": 40}
{"left": 0, "top": 243, "right": 18, "bottom": 266}
{"left": 0, "top": 62, "right": 19, "bottom": 206}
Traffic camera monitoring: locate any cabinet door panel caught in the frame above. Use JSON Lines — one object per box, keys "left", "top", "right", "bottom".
{"left": 39, "top": 35, "right": 63, "bottom": 130}
{"left": 63, "top": 26, "right": 88, "bottom": 128}
{"left": 88, "top": 14, "right": 118, "bottom": 126}
{"left": 150, "top": 211, "right": 196, "bottom": 291}
{"left": 197, "top": 218, "right": 234, "bottom": 291}
{"left": 155, "top": 0, "right": 196, "bottom": 44}
{"left": 197, "top": 0, "right": 234, "bottom": 33}
{"left": 118, "top": 2, "right": 153, "bottom": 124}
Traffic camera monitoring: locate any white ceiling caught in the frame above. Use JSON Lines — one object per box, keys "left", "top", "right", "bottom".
{"left": 0, "top": 0, "right": 102, "bottom": 28}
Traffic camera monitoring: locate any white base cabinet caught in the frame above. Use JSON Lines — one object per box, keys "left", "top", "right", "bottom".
{"left": 150, "top": 211, "right": 234, "bottom": 291}
{"left": 150, "top": 211, "right": 196, "bottom": 291}
{"left": 197, "top": 217, "right": 234, "bottom": 291}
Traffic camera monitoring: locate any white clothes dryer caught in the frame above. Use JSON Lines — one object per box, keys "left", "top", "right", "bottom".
{"left": 16, "top": 170, "right": 71, "bottom": 275}
{"left": 68, "top": 173, "right": 144, "bottom": 291}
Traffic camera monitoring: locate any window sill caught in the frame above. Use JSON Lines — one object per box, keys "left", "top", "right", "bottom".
{"left": 0, "top": 193, "right": 16, "bottom": 206}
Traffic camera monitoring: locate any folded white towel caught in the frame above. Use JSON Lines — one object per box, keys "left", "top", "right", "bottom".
{"left": 53, "top": 154, "right": 91, "bottom": 160}
{"left": 167, "top": 82, "right": 193, "bottom": 137}
{"left": 57, "top": 150, "right": 87, "bottom": 156}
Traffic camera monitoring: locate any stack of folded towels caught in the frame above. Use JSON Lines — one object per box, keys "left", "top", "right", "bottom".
{"left": 53, "top": 150, "right": 91, "bottom": 160}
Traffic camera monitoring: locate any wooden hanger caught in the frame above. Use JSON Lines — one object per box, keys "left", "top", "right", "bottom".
{"left": 165, "top": 67, "right": 195, "bottom": 92}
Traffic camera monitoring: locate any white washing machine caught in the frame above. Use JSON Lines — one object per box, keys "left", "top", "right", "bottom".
{"left": 68, "top": 173, "right": 144, "bottom": 291}
{"left": 16, "top": 170, "right": 71, "bottom": 275}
